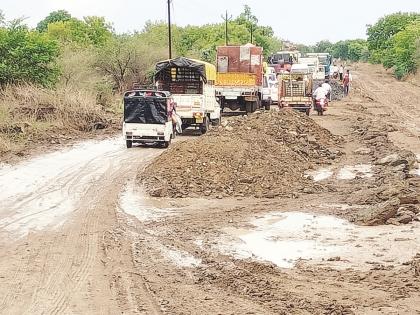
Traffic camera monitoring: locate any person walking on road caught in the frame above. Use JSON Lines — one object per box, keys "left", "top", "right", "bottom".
{"left": 343, "top": 70, "right": 352, "bottom": 96}
{"left": 339, "top": 65, "right": 344, "bottom": 81}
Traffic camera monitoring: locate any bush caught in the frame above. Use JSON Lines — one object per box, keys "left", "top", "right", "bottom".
{"left": 383, "top": 20, "right": 420, "bottom": 79}
{"left": 0, "top": 25, "right": 60, "bottom": 87}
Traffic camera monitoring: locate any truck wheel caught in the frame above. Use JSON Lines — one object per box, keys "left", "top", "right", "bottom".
{"left": 265, "top": 99, "right": 272, "bottom": 111}
{"left": 162, "top": 140, "right": 171, "bottom": 148}
{"left": 245, "top": 101, "right": 252, "bottom": 113}
{"left": 126, "top": 140, "right": 132, "bottom": 148}
{"left": 305, "top": 108, "right": 310, "bottom": 116}
{"left": 200, "top": 117, "right": 210, "bottom": 134}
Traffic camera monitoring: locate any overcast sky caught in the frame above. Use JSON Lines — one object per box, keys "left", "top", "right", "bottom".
{"left": 2, "top": 0, "right": 420, "bottom": 44}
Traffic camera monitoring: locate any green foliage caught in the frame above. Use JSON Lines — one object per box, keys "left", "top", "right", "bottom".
{"left": 47, "top": 16, "right": 113, "bottom": 47}
{"left": 367, "top": 12, "right": 420, "bottom": 53}
{"left": 95, "top": 35, "right": 167, "bottom": 91}
{"left": 36, "top": 10, "right": 72, "bottom": 32}
{"left": 0, "top": 24, "right": 60, "bottom": 87}
{"left": 366, "top": 12, "right": 420, "bottom": 78}
{"left": 314, "top": 40, "right": 333, "bottom": 53}
{"left": 382, "top": 20, "right": 420, "bottom": 79}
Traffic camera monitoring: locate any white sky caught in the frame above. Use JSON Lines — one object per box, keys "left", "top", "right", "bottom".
{"left": 2, "top": 0, "right": 420, "bottom": 44}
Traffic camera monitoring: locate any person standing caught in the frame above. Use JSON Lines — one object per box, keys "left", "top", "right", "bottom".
{"left": 343, "top": 70, "right": 352, "bottom": 96}
{"left": 339, "top": 65, "right": 344, "bottom": 81}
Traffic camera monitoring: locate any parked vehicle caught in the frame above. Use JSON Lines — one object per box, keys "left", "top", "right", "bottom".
{"left": 154, "top": 57, "right": 221, "bottom": 134}
{"left": 262, "top": 71, "right": 279, "bottom": 109}
{"left": 298, "top": 57, "right": 319, "bottom": 76}
{"left": 306, "top": 53, "right": 332, "bottom": 79}
{"left": 268, "top": 51, "right": 300, "bottom": 74}
{"left": 278, "top": 64, "right": 313, "bottom": 116}
{"left": 123, "top": 90, "right": 175, "bottom": 148}
{"left": 215, "top": 44, "right": 264, "bottom": 114}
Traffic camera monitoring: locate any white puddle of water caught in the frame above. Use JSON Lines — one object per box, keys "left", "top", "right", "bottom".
{"left": 218, "top": 212, "right": 420, "bottom": 269}
{"left": 119, "top": 182, "right": 177, "bottom": 222}
{"left": 305, "top": 168, "right": 333, "bottom": 182}
{"left": 158, "top": 245, "right": 202, "bottom": 268}
{"left": 0, "top": 137, "right": 126, "bottom": 237}
{"left": 306, "top": 164, "right": 373, "bottom": 182}
{"left": 337, "top": 164, "right": 373, "bottom": 180}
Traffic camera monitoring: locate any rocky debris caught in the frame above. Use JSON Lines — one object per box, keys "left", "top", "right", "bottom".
{"left": 313, "top": 79, "right": 345, "bottom": 101}
{"left": 354, "top": 147, "right": 371, "bottom": 155}
{"left": 412, "top": 254, "right": 420, "bottom": 277}
{"left": 140, "top": 110, "right": 341, "bottom": 199}
{"left": 357, "top": 198, "right": 400, "bottom": 226}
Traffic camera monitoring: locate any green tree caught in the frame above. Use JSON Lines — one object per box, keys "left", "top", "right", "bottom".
{"left": 0, "top": 25, "right": 60, "bottom": 86}
{"left": 47, "top": 17, "right": 112, "bottom": 47}
{"left": 36, "top": 10, "right": 72, "bottom": 32}
{"left": 314, "top": 40, "right": 333, "bottom": 53}
{"left": 367, "top": 12, "right": 420, "bottom": 62}
{"left": 383, "top": 20, "right": 420, "bottom": 78}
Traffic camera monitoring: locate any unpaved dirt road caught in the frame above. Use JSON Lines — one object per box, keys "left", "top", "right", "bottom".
{"left": 0, "top": 64, "right": 420, "bottom": 315}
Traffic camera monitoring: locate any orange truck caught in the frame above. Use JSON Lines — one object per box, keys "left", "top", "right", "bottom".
{"left": 215, "top": 44, "right": 264, "bottom": 113}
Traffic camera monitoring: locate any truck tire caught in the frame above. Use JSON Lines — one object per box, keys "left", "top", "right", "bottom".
{"left": 162, "top": 139, "right": 171, "bottom": 148}
{"left": 200, "top": 117, "right": 210, "bottom": 134}
{"left": 305, "top": 108, "right": 310, "bottom": 116}
{"left": 265, "top": 99, "right": 272, "bottom": 111}
{"left": 245, "top": 101, "right": 252, "bottom": 113}
{"left": 126, "top": 140, "right": 132, "bottom": 148}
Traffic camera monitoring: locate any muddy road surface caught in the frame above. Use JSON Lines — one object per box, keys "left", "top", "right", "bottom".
{"left": 0, "top": 64, "right": 420, "bottom": 315}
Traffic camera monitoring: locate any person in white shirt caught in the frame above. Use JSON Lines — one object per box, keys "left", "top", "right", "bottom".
{"left": 321, "top": 80, "right": 332, "bottom": 100}
{"left": 313, "top": 84, "right": 328, "bottom": 100}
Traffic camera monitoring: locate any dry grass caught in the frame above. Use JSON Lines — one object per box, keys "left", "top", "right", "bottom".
{"left": 0, "top": 84, "right": 118, "bottom": 156}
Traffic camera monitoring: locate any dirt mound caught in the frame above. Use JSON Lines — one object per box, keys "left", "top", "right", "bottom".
{"left": 140, "top": 109, "right": 341, "bottom": 198}
{"left": 314, "top": 79, "right": 344, "bottom": 101}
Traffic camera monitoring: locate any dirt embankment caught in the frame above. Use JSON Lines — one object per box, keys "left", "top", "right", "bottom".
{"left": 140, "top": 109, "right": 342, "bottom": 199}
{"left": 0, "top": 84, "right": 120, "bottom": 163}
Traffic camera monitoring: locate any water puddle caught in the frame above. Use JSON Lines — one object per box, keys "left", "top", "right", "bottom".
{"left": 0, "top": 137, "right": 125, "bottom": 237}
{"left": 337, "top": 164, "right": 373, "bottom": 180}
{"left": 305, "top": 168, "right": 333, "bottom": 182}
{"left": 159, "top": 245, "right": 201, "bottom": 268}
{"left": 119, "top": 182, "right": 177, "bottom": 222}
{"left": 306, "top": 164, "right": 373, "bottom": 181}
{"left": 218, "top": 212, "right": 420, "bottom": 269}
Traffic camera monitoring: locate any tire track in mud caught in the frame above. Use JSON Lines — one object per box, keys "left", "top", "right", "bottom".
{"left": 0, "top": 141, "right": 164, "bottom": 314}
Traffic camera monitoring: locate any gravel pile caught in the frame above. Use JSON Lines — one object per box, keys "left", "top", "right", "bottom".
{"left": 139, "top": 109, "right": 341, "bottom": 199}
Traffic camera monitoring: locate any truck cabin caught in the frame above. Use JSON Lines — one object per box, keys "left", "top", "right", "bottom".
{"left": 123, "top": 90, "right": 171, "bottom": 125}
{"left": 154, "top": 57, "right": 213, "bottom": 96}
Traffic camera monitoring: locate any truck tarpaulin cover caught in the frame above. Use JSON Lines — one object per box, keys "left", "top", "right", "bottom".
{"left": 124, "top": 96, "right": 168, "bottom": 124}
{"left": 155, "top": 57, "right": 207, "bottom": 83}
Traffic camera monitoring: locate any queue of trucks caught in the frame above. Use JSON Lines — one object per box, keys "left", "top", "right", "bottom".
{"left": 122, "top": 44, "right": 332, "bottom": 147}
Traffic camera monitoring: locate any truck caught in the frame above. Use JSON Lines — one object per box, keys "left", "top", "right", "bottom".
{"left": 123, "top": 90, "right": 175, "bottom": 148}
{"left": 262, "top": 72, "right": 279, "bottom": 108}
{"left": 306, "top": 53, "right": 332, "bottom": 79}
{"left": 268, "top": 51, "right": 300, "bottom": 74}
{"left": 298, "top": 57, "right": 320, "bottom": 78}
{"left": 278, "top": 64, "right": 313, "bottom": 116}
{"left": 154, "top": 57, "right": 221, "bottom": 134}
{"left": 215, "top": 44, "right": 264, "bottom": 114}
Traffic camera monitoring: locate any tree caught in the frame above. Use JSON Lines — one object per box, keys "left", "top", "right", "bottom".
{"left": 0, "top": 25, "right": 60, "bottom": 86}
{"left": 367, "top": 12, "right": 420, "bottom": 62}
{"left": 95, "top": 36, "right": 166, "bottom": 91}
{"left": 314, "top": 40, "right": 333, "bottom": 53}
{"left": 36, "top": 10, "right": 72, "bottom": 32}
{"left": 47, "top": 17, "right": 112, "bottom": 47}
{"left": 383, "top": 20, "right": 420, "bottom": 78}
